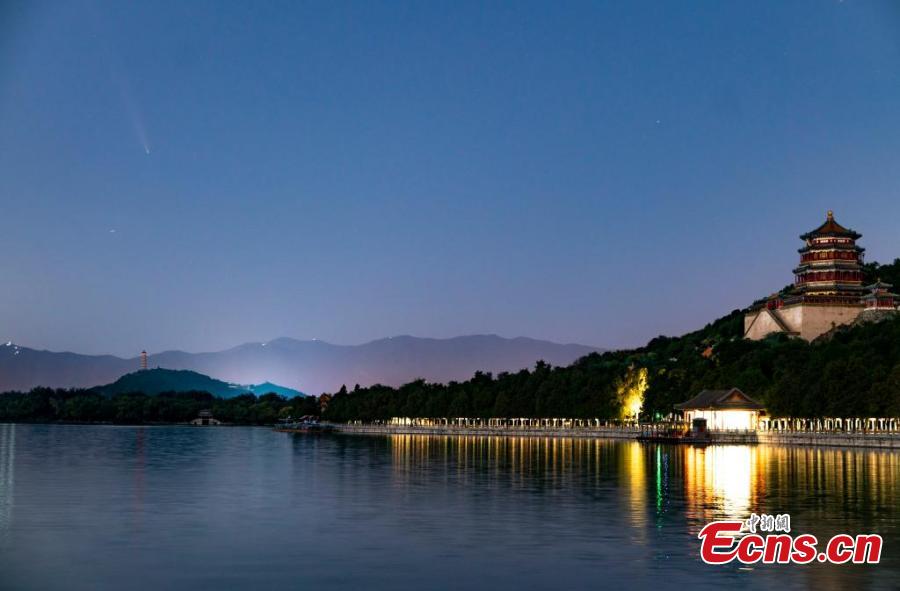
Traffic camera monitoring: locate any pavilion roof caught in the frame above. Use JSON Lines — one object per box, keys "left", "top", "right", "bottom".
{"left": 865, "top": 279, "right": 894, "bottom": 290}
{"left": 800, "top": 211, "right": 861, "bottom": 240}
{"left": 674, "top": 388, "right": 765, "bottom": 411}
{"left": 863, "top": 288, "right": 898, "bottom": 299}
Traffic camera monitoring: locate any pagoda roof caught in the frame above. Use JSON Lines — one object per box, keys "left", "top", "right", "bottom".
{"left": 863, "top": 282, "right": 898, "bottom": 299}
{"left": 800, "top": 211, "right": 861, "bottom": 240}
{"left": 674, "top": 388, "right": 765, "bottom": 411}
{"left": 863, "top": 293, "right": 898, "bottom": 301}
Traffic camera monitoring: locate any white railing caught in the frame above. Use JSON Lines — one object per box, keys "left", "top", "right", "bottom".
{"left": 386, "top": 417, "right": 640, "bottom": 430}
{"left": 759, "top": 417, "right": 900, "bottom": 434}
{"left": 377, "top": 416, "right": 900, "bottom": 435}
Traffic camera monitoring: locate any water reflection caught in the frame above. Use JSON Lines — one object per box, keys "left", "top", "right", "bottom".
{"left": 367, "top": 434, "right": 898, "bottom": 589}
{"left": 385, "top": 435, "right": 900, "bottom": 542}
{"left": 624, "top": 441, "right": 647, "bottom": 533}
{"left": 132, "top": 428, "right": 146, "bottom": 529}
{"left": 0, "top": 427, "right": 897, "bottom": 591}
{"left": 390, "top": 434, "right": 631, "bottom": 492}
{"left": 683, "top": 445, "right": 758, "bottom": 520}
{"left": 0, "top": 424, "right": 13, "bottom": 536}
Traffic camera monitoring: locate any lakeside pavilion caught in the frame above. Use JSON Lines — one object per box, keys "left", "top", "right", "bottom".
{"left": 190, "top": 409, "right": 222, "bottom": 426}
{"left": 674, "top": 388, "right": 765, "bottom": 431}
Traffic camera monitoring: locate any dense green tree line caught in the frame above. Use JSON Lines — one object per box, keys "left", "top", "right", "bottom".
{"left": 0, "top": 389, "right": 319, "bottom": 425}
{"left": 863, "top": 259, "right": 900, "bottom": 288}
{"left": 325, "top": 260, "right": 900, "bottom": 422}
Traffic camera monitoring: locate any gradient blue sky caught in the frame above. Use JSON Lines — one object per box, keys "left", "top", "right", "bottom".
{"left": 2, "top": 0, "right": 900, "bottom": 356}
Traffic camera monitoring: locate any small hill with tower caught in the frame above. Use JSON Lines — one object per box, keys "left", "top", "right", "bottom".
{"left": 744, "top": 211, "right": 898, "bottom": 341}
{"left": 94, "top": 368, "right": 251, "bottom": 398}
{"left": 92, "top": 368, "right": 305, "bottom": 399}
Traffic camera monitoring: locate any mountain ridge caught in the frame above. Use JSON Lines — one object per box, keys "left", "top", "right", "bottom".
{"left": 0, "top": 335, "right": 603, "bottom": 395}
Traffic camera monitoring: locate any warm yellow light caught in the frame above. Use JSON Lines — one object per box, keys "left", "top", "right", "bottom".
{"left": 691, "top": 409, "right": 757, "bottom": 431}
{"left": 617, "top": 367, "right": 648, "bottom": 420}
{"left": 705, "top": 445, "right": 754, "bottom": 517}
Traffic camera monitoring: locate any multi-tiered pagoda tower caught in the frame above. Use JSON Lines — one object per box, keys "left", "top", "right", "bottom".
{"left": 793, "top": 210, "right": 865, "bottom": 303}
{"left": 744, "top": 211, "right": 882, "bottom": 341}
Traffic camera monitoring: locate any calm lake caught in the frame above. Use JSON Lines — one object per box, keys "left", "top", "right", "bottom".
{"left": 0, "top": 424, "right": 897, "bottom": 590}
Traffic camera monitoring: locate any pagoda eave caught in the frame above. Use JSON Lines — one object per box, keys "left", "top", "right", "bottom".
{"left": 797, "top": 244, "right": 864, "bottom": 254}
{"left": 799, "top": 230, "right": 862, "bottom": 241}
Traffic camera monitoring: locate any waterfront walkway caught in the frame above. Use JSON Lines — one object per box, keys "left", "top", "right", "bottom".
{"left": 335, "top": 423, "right": 640, "bottom": 440}
{"left": 332, "top": 421, "right": 900, "bottom": 449}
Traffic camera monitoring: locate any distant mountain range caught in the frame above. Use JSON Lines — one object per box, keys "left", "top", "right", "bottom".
{"left": 0, "top": 335, "right": 602, "bottom": 395}
{"left": 92, "top": 368, "right": 304, "bottom": 399}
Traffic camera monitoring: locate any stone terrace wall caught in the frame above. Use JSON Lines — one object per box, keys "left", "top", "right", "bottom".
{"left": 758, "top": 431, "right": 900, "bottom": 449}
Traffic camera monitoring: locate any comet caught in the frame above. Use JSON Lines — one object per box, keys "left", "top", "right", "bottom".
{"left": 88, "top": 3, "right": 152, "bottom": 156}
{"left": 119, "top": 80, "right": 151, "bottom": 155}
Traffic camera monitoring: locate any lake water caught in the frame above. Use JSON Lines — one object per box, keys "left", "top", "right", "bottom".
{"left": 0, "top": 424, "right": 897, "bottom": 590}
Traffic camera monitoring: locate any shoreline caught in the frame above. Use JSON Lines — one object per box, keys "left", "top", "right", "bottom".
{"left": 5, "top": 421, "right": 900, "bottom": 450}
{"left": 334, "top": 423, "right": 640, "bottom": 440}
{"left": 332, "top": 423, "right": 900, "bottom": 450}
{"left": 0, "top": 421, "right": 262, "bottom": 428}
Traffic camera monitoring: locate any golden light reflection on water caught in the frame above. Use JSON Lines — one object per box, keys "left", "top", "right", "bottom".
{"left": 389, "top": 434, "right": 629, "bottom": 492}
{"left": 386, "top": 434, "right": 900, "bottom": 537}
{"left": 683, "top": 445, "right": 760, "bottom": 520}
{"left": 624, "top": 441, "right": 647, "bottom": 532}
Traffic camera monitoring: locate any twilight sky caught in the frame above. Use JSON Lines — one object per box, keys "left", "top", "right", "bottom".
{"left": 2, "top": 1, "right": 900, "bottom": 356}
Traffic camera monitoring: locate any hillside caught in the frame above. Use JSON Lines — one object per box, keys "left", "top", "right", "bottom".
{"left": 94, "top": 369, "right": 251, "bottom": 398}
{"left": 325, "top": 260, "right": 900, "bottom": 421}
{"left": 326, "top": 310, "right": 900, "bottom": 421}
{"left": 88, "top": 369, "right": 305, "bottom": 399}
{"left": 247, "top": 382, "right": 305, "bottom": 398}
